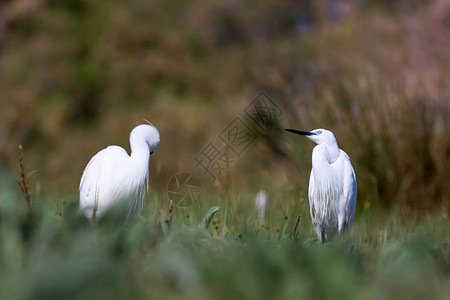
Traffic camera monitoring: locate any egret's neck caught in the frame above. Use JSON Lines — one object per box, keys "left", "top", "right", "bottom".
{"left": 312, "top": 142, "right": 340, "bottom": 167}
{"left": 129, "top": 136, "right": 151, "bottom": 171}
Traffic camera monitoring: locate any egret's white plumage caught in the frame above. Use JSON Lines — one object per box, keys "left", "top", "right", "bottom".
{"left": 79, "top": 124, "right": 160, "bottom": 221}
{"left": 285, "top": 128, "right": 357, "bottom": 243}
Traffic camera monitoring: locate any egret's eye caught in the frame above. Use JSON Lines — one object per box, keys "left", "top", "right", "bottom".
{"left": 317, "top": 130, "right": 322, "bottom": 134}
{"left": 150, "top": 151, "right": 154, "bottom": 155}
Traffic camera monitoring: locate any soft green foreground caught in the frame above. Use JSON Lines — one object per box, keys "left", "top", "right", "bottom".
{"left": 0, "top": 180, "right": 449, "bottom": 300}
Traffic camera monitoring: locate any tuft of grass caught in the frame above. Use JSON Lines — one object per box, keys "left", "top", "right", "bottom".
{"left": 17, "top": 145, "right": 35, "bottom": 211}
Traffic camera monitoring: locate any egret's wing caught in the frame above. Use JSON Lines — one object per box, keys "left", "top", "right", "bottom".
{"left": 126, "top": 168, "right": 148, "bottom": 220}
{"left": 79, "top": 146, "right": 129, "bottom": 219}
{"left": 79, "top": 150, "right": 105, "bottom": 218}
{"left": 122, "top": 153, "right": 150, "bottom": 220}
{"left": 339, "top": 150, "right": 357, "bottom": 231}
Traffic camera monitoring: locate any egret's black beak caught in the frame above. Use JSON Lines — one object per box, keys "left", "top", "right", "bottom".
{"left": 284, "top": 129, "right": 315, "bottom": 136}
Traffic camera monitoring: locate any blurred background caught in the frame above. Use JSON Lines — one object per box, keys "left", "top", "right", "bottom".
{"left": 0, "top": 0, "right": 449, "bottom": 217}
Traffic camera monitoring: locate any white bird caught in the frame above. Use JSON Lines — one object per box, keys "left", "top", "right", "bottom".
{"left": 254, "top": 190, "right": 268, "bottom": 224}
{"left": 285, "top": 128, "right": 357, "bottom": 243}
{"left": 79, "top": 123, "right": 160, "bottom": 222}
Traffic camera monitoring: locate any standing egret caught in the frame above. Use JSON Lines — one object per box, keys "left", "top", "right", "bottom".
{"left": 285, "top": 128, "right": 357, "bottom": 243}
{"left": 79, "top": 123, "right": 160, "bottom": 222}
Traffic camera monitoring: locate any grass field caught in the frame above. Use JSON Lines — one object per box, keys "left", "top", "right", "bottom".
{"left": 0, "top": 169, "right": 449, "bottom": 300}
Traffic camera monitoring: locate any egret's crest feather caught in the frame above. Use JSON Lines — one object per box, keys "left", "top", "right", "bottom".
{"left": 142, "top": 118, "right": 154, "bottom": 127}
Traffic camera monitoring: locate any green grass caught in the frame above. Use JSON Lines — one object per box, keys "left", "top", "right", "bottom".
{"left": 0, "top": 177, "right": 449, "bottom": 300}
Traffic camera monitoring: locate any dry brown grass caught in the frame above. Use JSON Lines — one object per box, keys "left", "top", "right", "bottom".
{"left": 0, "top": 1, "right": 448, "bottom": 216}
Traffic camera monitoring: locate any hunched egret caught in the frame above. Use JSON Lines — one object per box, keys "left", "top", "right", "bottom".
{"left": 79, "top": 123, "right": 160, "bottom": 221}
{"left": 285, "top": 128, "right": 357, "bottom": 243}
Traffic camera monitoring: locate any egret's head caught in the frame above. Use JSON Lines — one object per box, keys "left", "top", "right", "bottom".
{"left": 284, "top": 128, "right": 336, "bottom": 145}
{"left": 130, "top": 124, "right": 160, "bottom": 155}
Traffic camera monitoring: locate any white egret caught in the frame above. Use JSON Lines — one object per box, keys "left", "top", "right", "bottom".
{"left": 254, "top": 190, "right": 268, "bottom": 224}
{"left": 79, "top": 123, "right": 160, "bottom": 221}
{"left": 285, "top": 128, "right": 357, "bottom": 243}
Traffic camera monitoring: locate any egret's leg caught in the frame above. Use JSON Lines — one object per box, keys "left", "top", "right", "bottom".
{"left": 320, "top": 225, "right": 326, "bottom": 243}
{"left": 92, "top": 205, "right": 97, "bottom": 224}
{"left": 338, "top": 214, "right": 345, "bottom": 235}
{"left": 312, "top": 222, "right": 323, "bottom": 243}
{"left": 338, "top": 196, "right": 346, "bottom": 235}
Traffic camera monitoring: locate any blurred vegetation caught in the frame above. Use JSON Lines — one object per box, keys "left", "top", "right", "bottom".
{"left": 0, "top": 0, "right": 450, "bottom": 299}
{"left": 0, "top": 0, "right": 449, "bottom": 216}
{"left": 0, "top": 172, "right": 449, "bottom": 299}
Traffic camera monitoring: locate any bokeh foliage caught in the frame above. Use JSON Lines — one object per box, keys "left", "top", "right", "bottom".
{"left": 0, "top": 174, "right": 449, "bottom": 300}
{"left": 0, "top": 0, "right": 449, "bottom": 215}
